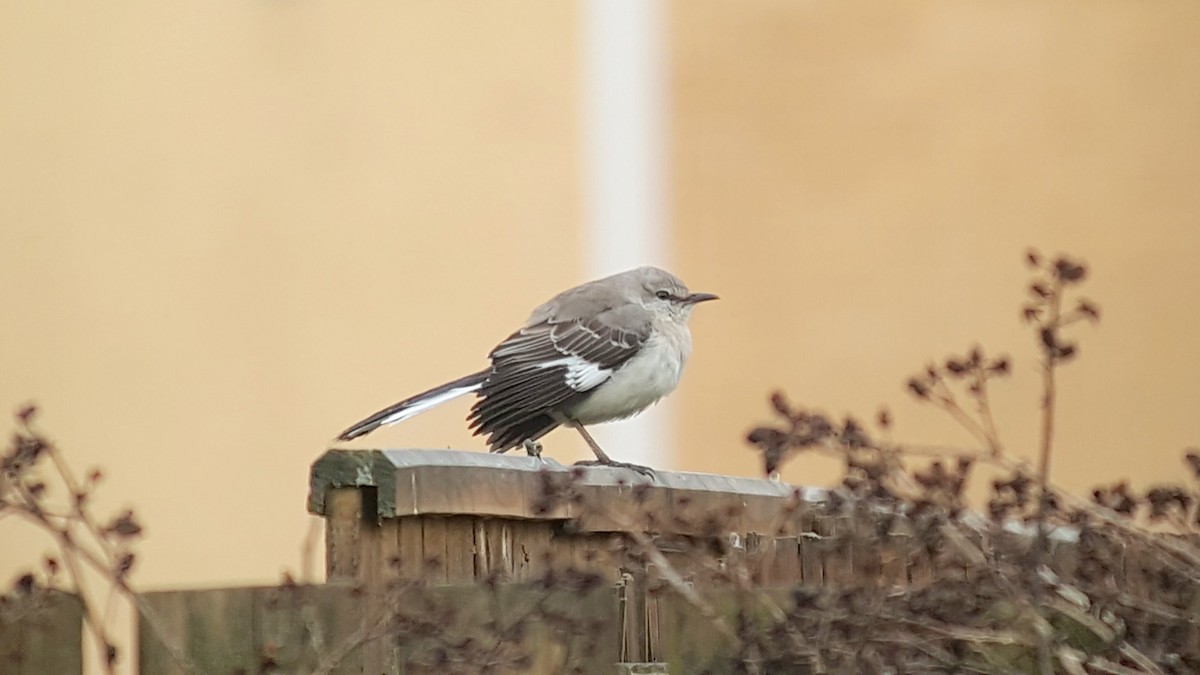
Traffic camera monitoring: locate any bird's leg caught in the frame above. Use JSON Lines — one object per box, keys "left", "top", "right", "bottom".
{"left": 570, "top": 422, "right": 655, "bottom": 477}
{"left": 572, "top": 423, "right": 614, "bottom": 463}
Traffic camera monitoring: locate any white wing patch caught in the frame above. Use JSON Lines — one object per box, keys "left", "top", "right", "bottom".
{"left": 536, "top": 356, "right": 613, "bottom": 392}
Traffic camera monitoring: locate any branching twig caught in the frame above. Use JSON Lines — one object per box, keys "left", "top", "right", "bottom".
{"left": 1, "top": 410, "right": 196, "bottom": 674}
{"left": 740, "top": 248, "right": 1200, "bottom": 672}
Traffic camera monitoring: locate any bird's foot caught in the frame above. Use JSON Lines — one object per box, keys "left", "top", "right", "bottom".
{"left": 522, "top": 439, "right": 545, "bottom": 462}
{"left": 573, "top": 458, "right": 655, "bottom": 478}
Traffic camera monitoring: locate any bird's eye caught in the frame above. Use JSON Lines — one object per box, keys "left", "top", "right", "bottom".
{"left": 655, "top": 290, "right": 671, "bottom": 300}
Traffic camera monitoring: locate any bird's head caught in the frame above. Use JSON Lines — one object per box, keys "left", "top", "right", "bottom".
{"left": 636, "top": 266, "right": 719, "bottom": 321}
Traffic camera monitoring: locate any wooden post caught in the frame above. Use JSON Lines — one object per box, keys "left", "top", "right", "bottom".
{"left": 308, "top": 449, "right": 805, "bottom": 668}
{"left": 309, "top": 450, "right": 805, "bottom": 592}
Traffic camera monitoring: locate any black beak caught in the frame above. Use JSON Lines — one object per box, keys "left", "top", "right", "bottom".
{"left": 684, "top": 292, "right": 719, "bottom": 305}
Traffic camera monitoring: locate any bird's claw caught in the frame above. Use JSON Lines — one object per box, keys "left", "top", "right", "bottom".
{"left": 572, "top": 459, "right": 656, "bottom": 478}
{"left": 522, "top": 439, "right": 544, "bottom": 458}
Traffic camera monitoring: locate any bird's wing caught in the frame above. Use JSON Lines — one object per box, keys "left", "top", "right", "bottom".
{"left": 467, "top": 304, "right": 653, "bottom": 444}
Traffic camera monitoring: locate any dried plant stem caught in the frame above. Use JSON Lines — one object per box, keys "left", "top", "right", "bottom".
{"left": 931, "top": 383, "right": 995, "bottom": 452}
{"left": 974, "top": 370, "right": 1002, "bottom": 457}
{"left": 1038, "top": 371, "right": 1057, "bottom": 486}
{"left": 13, "top": 505, "right": 197, "bottom": 673}
{"left": 1037, "top": 278, "right": 1063, "bottom": 489}
{"left": 9, "top": 437, "right": 197, "bottom": 674}
{"left": 1118, "top": 643, "right": 1167, "bottom": 675}
{"left": 1030, "top": 277, "right": 1066, "bottom": 604}
{"left": 624, "top": 527, "right": 742, "bottom": 647}
{"left": 1057, "top": 490, "right": 1200, "bottom": 578}
{"left": 300, "top": 516, "right": 322, "bottom": 584}
{"left": 11, "top": 484, "right": 117, "bottom": 674}
{"left": 310, "top": 608, "right": 395, "bottom": 675}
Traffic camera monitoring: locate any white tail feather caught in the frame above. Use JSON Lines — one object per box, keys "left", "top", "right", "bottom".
{"left": 337, "top": 371, "right": 488, "bottom": 442}
{"left": 377, "top": 382, "right": 481, "bottom": 427}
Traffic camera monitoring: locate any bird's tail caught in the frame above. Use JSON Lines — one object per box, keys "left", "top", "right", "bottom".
{"left": 336, "top": 370, "right": 489, "bottom": 442}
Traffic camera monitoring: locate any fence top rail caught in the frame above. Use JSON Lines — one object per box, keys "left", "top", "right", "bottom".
{"left": 309, "top": 448, "right": 810, "bottom": 531}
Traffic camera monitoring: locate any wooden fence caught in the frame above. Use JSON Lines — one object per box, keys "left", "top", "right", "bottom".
{"left": 303, "top": 448, "right": 810, "bottom": 673}
{"left": 137, "top": 582, "right": 621, "bottom": 674}
{"left": 4, "top": 448, "right": 1103, "bottom": 673}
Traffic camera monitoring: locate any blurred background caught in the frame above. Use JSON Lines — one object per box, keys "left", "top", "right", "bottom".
{"left": 2, "top": 0, "right": 1199, "bottom": 654}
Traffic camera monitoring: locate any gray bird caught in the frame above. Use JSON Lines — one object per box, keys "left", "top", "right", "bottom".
{"left": 336, "top": 266, "right": 717, "bottom": 474}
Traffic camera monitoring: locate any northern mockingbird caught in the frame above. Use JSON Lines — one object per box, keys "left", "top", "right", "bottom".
{"left": 336, "top": 266, "right": 717, "bottom": 474}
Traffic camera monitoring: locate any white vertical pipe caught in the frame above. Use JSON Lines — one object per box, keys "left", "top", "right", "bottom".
{"left": 581, "top": 0, "right": 673, "bottom": 468}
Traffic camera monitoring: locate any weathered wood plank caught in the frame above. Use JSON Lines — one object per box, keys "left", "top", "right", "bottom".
{"left": 510, "top": 521, "right": 553, "bottom": 582}
{"left": 311, "top": 449, "right": 796, "bottom": 528}
{"left": 549, "top": 522, "right": 578, "bottom": 575}
{"left": 324, "top": 487, "right": 364, "bottom": 582}
{"left": 443, "top": 516, "right": 477, "bottom": 582}
{"left": 744, "top": 532, "right": 767, "bottom": 585}
{"left": 357, "top": 513, "right": 390, "bottom": 674}
{"left": 618, "top": 571, "right": 648, "bottom": 664}
{"left": 484, "top": 519, "right": 511, "bottom": 579}
{"left": 574, "top": 473, "right": 661, "bottom": 533}
{"left": 823, "top": 515, "right": 854, "bottom": 586}
{"left": 0, "top": 590, "right": 84, "bottom": 675}
{"left": 662, "top": 589, "right": 810, "bottom": 674}
{"left": 137, "top": 587, "right": 189, "bottom": 675}
{"left": 359, "top": 515, "right": 384, "bottom": 590}
{"left": 646, "top": 585, "right": 664, "bottom": 664}
{"left": 797, "top": 509, "right": 823, "bottom": 587}
{"left": 257, "top": 584, "right": 344, "bottom": 673}
{"left": 378, "top": 519, "right": 402, "bottom": 582}
{"left": 141, "top": 586, "right": 257, "bottom": 673}
{"left": 421, "top": 516, "right": 449, "bottom": 583}
{"left": 140, "top": 583, "right": 618, "bottom": 675}
{"left": 397, "top": 516, "right": 424, "bottom": 580}
{"left": 770, "top": 536, "right": 801, "bottom": 586}
{"left": 473, "top": 518, "right": 491, "bottom": 579}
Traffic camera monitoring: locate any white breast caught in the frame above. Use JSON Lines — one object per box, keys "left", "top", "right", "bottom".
{"left": 564, "top": 322, "right": 692, "bottom": 424}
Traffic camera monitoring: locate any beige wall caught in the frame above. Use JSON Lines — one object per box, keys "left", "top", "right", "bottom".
{"left": 2, "top": 2, "right": 1199, "bottom": 668}
{"left": 0, "top": 0, "right": 586, "bottom": 592}
{"left": 672, "top": 1, "right": 1200, "bottom": 494}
